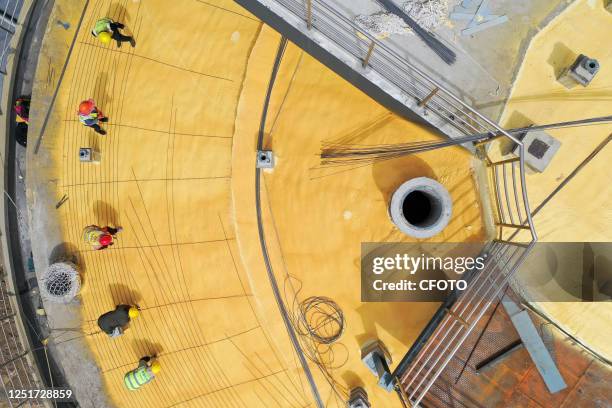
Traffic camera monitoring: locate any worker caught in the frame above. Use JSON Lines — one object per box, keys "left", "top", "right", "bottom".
{"left": 82, "top": 224, "right": 122, "bottom": 250}
{"left": 124, "top": 356, "right": 160, "bottom": 391}
{"left": 92, "top": 17, "right": 135, "bottom": 48}
{"left": 78, "top": 99, "right": 108, "bottom": 135}
{"left": 97, "top": 305, "right": 140, "bottom": 338}
{"left": 14, "top": 96, "right": 30, "bottom": 124}
{"left": 13, "top": 96, "right": 30, "bottom": 147}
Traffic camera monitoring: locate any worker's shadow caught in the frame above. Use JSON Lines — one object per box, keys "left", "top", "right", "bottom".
{"left": 109, "top": 283, "right": 141, "bottom": 306}
{"left": 132, "top": 339, "right": 163, "bottom": 359}
{"left": 109, "top": 2, "right": 130, "bottom": 25}
{"left": 93, "top": 72, "right": 111, "bottom": 106}
{"left": 109, "top": 2, "right": 135, "bottom": 38}
{"left": 93, "top": 200, "right": 119, "bottom": 227}
{"left": 49, "top": 242, "right": 80, "bottom": 266}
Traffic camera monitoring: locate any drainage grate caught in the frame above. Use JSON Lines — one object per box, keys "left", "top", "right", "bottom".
{"left": 528, "top": 139, "right": 550, "bottom": 160}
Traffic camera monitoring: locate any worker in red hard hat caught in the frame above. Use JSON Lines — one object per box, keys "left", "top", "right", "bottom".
{"left": 78, "top": 99, "right": 108, "bottom": 135}
{"left": 83, "top": 225, "right": 122, "bottom": 250}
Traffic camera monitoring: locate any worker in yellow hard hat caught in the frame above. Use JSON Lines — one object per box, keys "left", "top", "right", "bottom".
{"left": 124, "top": 356, "right": 160, "bottom": 391}
{"left": 97, "top": 305, "right": 140, "bottom": 338}
{"left": 92, "top": 17, "right": 135, "bottom": 48}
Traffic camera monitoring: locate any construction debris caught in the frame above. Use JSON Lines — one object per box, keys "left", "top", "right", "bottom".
{"left": 354, "top": 12, "right": 408, "bottom": 38}
{"left": 450, "top": 0, "right": 508, "bottom": 36}
{"left": 355, "top": 0, "right": 449, "bottom": 38}
{"left": 404, "top": 0, "right": 449, "bottom": 31}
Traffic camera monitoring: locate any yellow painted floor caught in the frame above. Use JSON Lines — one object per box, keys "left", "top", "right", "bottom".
{"left": 31, "top": 1, "right": 486, "bottom": 407}
{"left": 499, "top": 0, "right": 612, "bottom": 359}
{"left": 231, "top": 27, "right": 486, "bottom": 407}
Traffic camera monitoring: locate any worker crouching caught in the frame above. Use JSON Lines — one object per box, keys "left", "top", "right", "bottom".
{"left": 97, "top": 304, "right": 140, "bottom": 338}
{"left": 78, "top": 99, "right": 108, "bottom": 135}
{"left": 124, "top": 356, "right": 160, "bottom": 391}
{"left": 83, "top": 225, "right": 122, "bottom": 250}
{"left": 92, "top": 17, "right": 135, "bottom": 48}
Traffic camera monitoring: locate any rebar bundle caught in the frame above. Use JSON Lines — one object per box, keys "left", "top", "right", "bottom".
{"left": 320, "top": 115, "right": 612, "bottom": 166}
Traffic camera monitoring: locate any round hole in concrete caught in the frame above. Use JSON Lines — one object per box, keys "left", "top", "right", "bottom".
{"left": 389, "top": 177, "right": 452, "bottom": 239}
{"left": 401, "top": 190, "right": 443, "bottom": 228}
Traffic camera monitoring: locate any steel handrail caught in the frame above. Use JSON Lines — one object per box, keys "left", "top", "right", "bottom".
{"left": 259, "top": 1, "right": 537, "bottom": 406}
{"left": 275, "top": 0, "right": 526, "bottom": 144}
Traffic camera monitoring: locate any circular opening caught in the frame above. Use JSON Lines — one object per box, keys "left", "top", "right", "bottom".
{"left": 401, "top": 190, "right": 443, "bottom": 228}
{"left": 389, "top": 178, "right": 452, "bottom": 239}
{"left": 588, "top": 62, "right": 597, "bottom": 69}
{"left": 260, "top": 154, "right": 267, "bottom": 160}
{"left": 45, "top": 272, "right": 71, "bottom": 296}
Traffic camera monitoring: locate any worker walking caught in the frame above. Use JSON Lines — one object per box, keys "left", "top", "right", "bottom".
{"left": 124, "top": 356, "right": 160, "bottom": 391}
{"left": 83, "top": 224, "right": 122, "bottom": 250}
{"left": 78, "top": 99, "right": 108, "bottom": 135}
{"left": 97, "top": 305, "right": 140, "bottom": 338}
{"left": 92, "top": 17, "right": 135, "bottom": 48}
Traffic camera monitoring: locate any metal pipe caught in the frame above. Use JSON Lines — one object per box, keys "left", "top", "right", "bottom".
{"left": 418, "top": 87, "right": 439, "bottom": 107}
{"left": 502, "top": 163, "right": 515, "bottom": 225}
{"left": 511, "top": 162, "right": 523, "bottom": 223}
{"left": 362, "top": 40, "right": 375, "bottom": 68}
{"left": 306, "top": 0, "right": 312, "bottom": 29}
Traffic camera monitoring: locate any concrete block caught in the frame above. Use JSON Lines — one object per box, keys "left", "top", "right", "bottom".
{"left": 513, "top": 130, "right": 561, "bottom": 173}
{"left": 558, "top": 54, "right": 600, "bottom": 88}
{"left": 256, "top": 150, "right": 274, "bottom": 168}
{"left": 79, "top": 148, "right": 100, "bottom": 163}
{"left": 361, "top": 340, "right": 394, "bottom": 391}
{"left": 348, "top": 387, "right": 371, "bottom": 408}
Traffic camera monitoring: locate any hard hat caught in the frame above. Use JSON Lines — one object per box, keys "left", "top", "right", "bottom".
{"left": 150, "top": 361, "right": 161, "bottom": 374}
{"left": 128, "top": 306, "right": 139, "bottom": 319}
{"left": 78, "top": 99, "right": 95, "bottom": 115}
{"left": 99, "top": 234, "right": 113, "bottom": 246}
{"left": 98, "top": 31, "right": 112, "bottom": 44}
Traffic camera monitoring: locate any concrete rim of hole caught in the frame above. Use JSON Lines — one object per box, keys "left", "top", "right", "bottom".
{"left": 389, "top": 177, "right": 452, "bottom": 239}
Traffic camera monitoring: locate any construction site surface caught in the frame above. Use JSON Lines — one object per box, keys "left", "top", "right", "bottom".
{"left": 13, "top": 0, "right": 612, "bottom": 407}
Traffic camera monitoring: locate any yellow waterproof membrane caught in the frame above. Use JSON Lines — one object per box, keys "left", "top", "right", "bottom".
{"left": 32, "top": 0, "right": 487, "bottom": 406}
{"left": 499, "top": 0, "right": 612, "bottom": 360}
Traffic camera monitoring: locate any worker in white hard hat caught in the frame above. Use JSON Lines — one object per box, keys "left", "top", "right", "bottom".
{"left": 97, "top": 304, "right": 140, "bottom": 338}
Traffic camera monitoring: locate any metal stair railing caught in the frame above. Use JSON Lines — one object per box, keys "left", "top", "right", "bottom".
{"left": 396, "top": 143, "right": 537, "bottom": 407}
{"left": 273, "top": 0, "right": 510, "bottom": 140}
{"left": 248, "top": 1, "right": 538, "bottom": 406}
